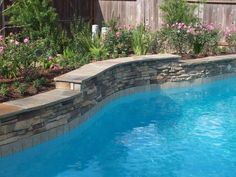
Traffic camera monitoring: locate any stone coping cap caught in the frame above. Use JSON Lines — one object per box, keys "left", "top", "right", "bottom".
{"left": 0, "top": 89, "right": 80, "bottom": 120}
{"left": 54, "top": 54, "right": 181, "bottom": 84}
{"left": 180, "top": 54, "right": 236, "bottom": 66}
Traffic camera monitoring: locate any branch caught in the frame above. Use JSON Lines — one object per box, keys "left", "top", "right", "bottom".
{"left": 0, "top": 24, "right": 31, "bottom": 33}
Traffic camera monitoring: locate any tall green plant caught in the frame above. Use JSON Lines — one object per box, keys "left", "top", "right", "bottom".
{"left": 132, "top": 25, "right": 151, "bottom": 55}
{"left": 69, "top": 18, "right": 92, "bottom": 54}
{"left": 160, "top": 0, "right": 199, "bottom": 25}
{"left": 5, "top": 0, "right": 60, "bottom": 40}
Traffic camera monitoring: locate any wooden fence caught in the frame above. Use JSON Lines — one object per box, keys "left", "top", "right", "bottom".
{"left": 95, "top": 0, "right": 236, "bottom": 31}
{"left": 1, "top": 0, "right": 236, "bottom": 33}
{"left": 0, "top": 0, "right": 95, "bottom": 33}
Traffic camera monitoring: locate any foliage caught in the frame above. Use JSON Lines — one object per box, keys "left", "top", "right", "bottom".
{"left": 189, "top": 24, "right": 221, "bottom": 55}
{"left": 164, "top": 23, "right": 190, "bottom": 54}
{"left": 0, "top": 83, "right": 10, "bottom": 97}
{"left": 17, "top": 83, "right": 28, "bottom": 96}
{"left": 158, "top": 22, "right": 221, "bottom": 55}
{"left": 0, "top": 34, "right": 47, "bottom": 79}
{"left": 225, "top": 29, "right": 236, "bottom": 52}
{"left": 103, "top": 17, "right": 120, "bottom": 32}
{"left": 132, "top": 25, "right": 152, "bottom": 55}
{"left": 69, "top": 18, "right": 92, "bottom": 55}
{"left": 104, "top": 28, "right": 133, "bottom": 58}
{"left": 160, "top": 0, "right": 199, "bottom": 25}
{"left": 57, "top": 48, "right": 90, "bottom": 69}
{"left": 33, "top": 77, "right": 47, "bottom": 90}
{"left": 89, "top": 37, "right": 109, "bottom": 60}
{"left": 5, "top": 0, "right": 60, "bottom": 40}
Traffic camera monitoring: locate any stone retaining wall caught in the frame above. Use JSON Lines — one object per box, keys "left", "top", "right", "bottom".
{"left": 1, "top": 54, "right": 236, "bottom": 157}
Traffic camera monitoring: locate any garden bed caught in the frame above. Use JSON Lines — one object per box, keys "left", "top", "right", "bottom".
{"left": 0, "top": 68, "right": 71, "bottom": 103}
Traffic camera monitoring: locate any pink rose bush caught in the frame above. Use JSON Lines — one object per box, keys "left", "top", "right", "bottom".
{"left": 159, "top": 22, "right": 221, "bottom": 55}
{"left": 0, "top": 34, "right": 48, "bottom": 78}
{"left": 103, "top": 25, "right": 133, "bottom": 58}
{"left": 224, "top": 27, "right": 236, "bottom": 52}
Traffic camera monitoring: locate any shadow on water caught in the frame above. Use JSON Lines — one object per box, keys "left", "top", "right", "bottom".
{"left": 0, "top": 90, "right": 183, "bottom": 177}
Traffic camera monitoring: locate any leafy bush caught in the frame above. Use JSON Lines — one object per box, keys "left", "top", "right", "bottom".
{"left": 104, "top": 28, "right": 133, "bottom": 58}
{"left": 0, "top": 35, "right": 47, "bottom": 79}
{"left": 160, "top": 0, "right": 199, "bottom": 25}
{"left": 189, "top": 24, "right": 221, "bottom": 55}
{"left": 5, "top": 0, "right": 60, "bottom": 40}
{"left": 0, "top": 84, "right": 10, "bottom": 97}
{"left": 89, "top": 38, "right": 109, "bottom": 60}
{"left": 103, "top": 17, "right": 119, "bottom": 32}
{"left": 17, "top": 83, "right": 28, "bottom": 96}
{"left": 158, "top": 23, "right": 221, "bottom": 55}
{"left": 225, "top": 29, "right": 236, "bottom": 52}
{"left": 32, "top": 77, "right": 47, "bottom": 90}
{"left": 69, "top": 18, "right": 92, "bottom": 55}
{"left": 57, "top": 48, "right": 90, "bottom": 69}
{"left": 33, "top": 79, "right": 42, "bottom": 90}
{"left": 132, "top": 25, "right": 152, "bottom": 55}
{"left": 159, "top": 23, "right": 190, "bottom": 54}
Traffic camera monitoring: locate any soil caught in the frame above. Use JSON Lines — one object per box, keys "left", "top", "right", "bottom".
{"left": 0, "top": 68, "right": 71, "bottom": 103}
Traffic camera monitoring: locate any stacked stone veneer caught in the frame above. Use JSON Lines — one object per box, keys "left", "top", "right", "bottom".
{"left": 1, "top": 54, "right": 236, "bottom": 156}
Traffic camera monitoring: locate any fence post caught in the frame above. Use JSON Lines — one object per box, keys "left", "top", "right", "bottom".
{"left": 1, "top": 0, "right": 5, "bottom": 36}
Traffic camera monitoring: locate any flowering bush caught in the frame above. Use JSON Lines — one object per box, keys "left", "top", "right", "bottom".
{"left": 225, "top": 28, "right": 236, "bottom": 52}
{"left": 159, "top": 23, "right": 190, "bottom": 54}
{"left": 189, "top": 24, "right": 221, "bottom": 55}
{"left": 0, "top": 34, "right": 47, "bottom": 78}
{"left": 158, "top": 22, "right": 221, "bottom": 55}
{"left": 103, "top": 27, "right": 133, "bottom": 58}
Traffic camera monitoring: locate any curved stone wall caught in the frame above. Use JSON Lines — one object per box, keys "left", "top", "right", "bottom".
{"left": 1, "top": 54, "right": 236, "bottom": 157}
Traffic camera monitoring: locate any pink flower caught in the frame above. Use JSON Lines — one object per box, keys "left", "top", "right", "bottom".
{"left": 224, "top": 27, "right": 232, "bottom": 37}
{"left": 0, "top": 35, "right": 3, "bottom": 41}
{"left": 0, "top": 47, "right": 4, "bottom": 54}
{"left": 48, "top": 56, "right": 53, "bottom": 61}
{"left": 23, "top": 37, "right": 29, "bottom": 43}
{"left": 116, "top": 32, "right": 120, "bottom": 38}
{"left": 187, "top": 28, "right": 194, "bottom": 34}
{"left": 52, "top": 64, "right": 60, "bottom": 70}
{"left": 206, "top": 24, "right": 215, "bottom": 31}
{"left": 127, "top": 24, "right": 134, "bottom": 31}
{"left": 15, "top": 41, "right": 20, "bottom": 45}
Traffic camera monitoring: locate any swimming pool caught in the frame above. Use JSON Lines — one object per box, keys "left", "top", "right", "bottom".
{"left": 1, "top": 76, "right": 236, "bottom": 177}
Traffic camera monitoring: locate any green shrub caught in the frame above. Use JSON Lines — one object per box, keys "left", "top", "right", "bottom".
{"left": 161, "top": 23, "right": 190, "bottom": 54}
{"left": 0, "top": 35, "right": 47, "bottom": 79}
{"left": 12, "top": 81, "right": 20, "bottom": 88}
{"left": 160, "top": 0, "right": 199, "bottom": 25}
{"left": 5, "top": 0, "right": 60, "bottom": 40}
{"left": 104, "top": 28, "right": 133, "bottom": 58}
{"left": 69, "top": 18, "right": 92, "bottom": 55}
{"left": 225, "top": 30, "right": 236, "bottom": 53}
{"left": 189, "top": 24, "right": 221, "bottom": 55}
{"left": 0, "top": 84, "right": 10, "bottom": 97}
{"left": 157, "top": 23, "right": 221, "bottom": 55}
{"left": 39, "top": 77, "right": 48, "bottom": 85}
{"left": 17, "top": 83, "right": 28, "bottom": 96}
{"left": 89, "top": 38, "right": 109, "bottom": 60}
{"left": 33, "top": 79, "right": 42, "bottom": 90}
{"left": 103, "top": 17, "right": 119, "bottom": 32}
{"left": 132, "top": 25, "right": 152, "bottom": 55}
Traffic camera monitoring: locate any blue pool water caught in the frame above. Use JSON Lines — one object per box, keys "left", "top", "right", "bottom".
{"left": 1, "top": 77, "right": 236, "bottom": 177}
